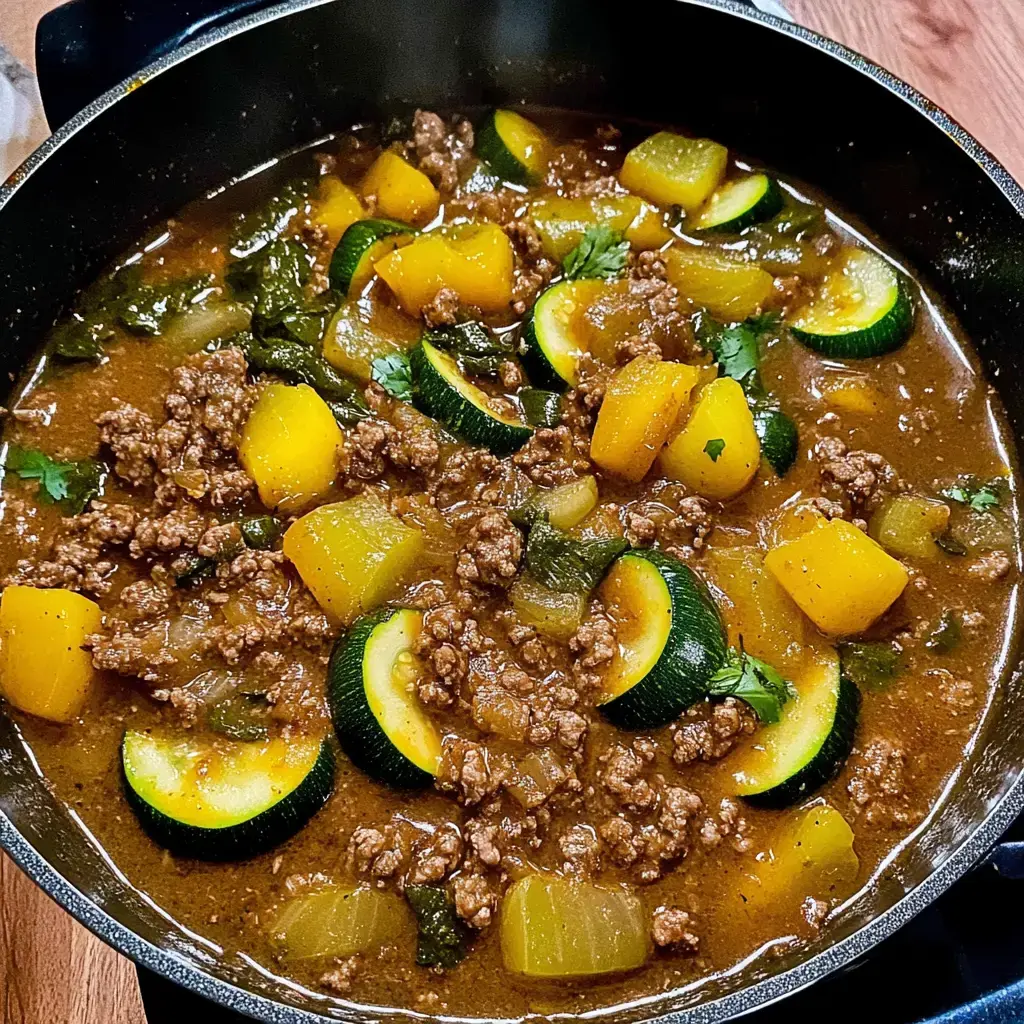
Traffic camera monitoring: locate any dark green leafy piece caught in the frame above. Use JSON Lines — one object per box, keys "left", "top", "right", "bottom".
{"left": 935, "top": 531, "right": 969, "bottom": 557}
{"left": 405, "top": 884, "right": 470, "bottom": 969}
{"left": 942, "top": 482, "right": 1001, "bottom": 514}
{"left": 4, "top": 445, "right": 105, "bottom": 516}
{"left": 703, "top": 438, "right": 726, "bottom": 463}
{"left": 229, "top": 178, "right": 313, "bottom": 259}
{"left": 708, "top": 646, "right": 794, "bottom": 724}
{"left": 766, "top": 201, "right": 826, "bottom": 238}
{"left": 519, "top": 388, "right": 562, "bottom": 428}
{"left": 562, "top": 225, "right": 630, "bottom": 281}
{"left": 118, "top": 274, "right": 214, "bottom": 337}
{"left": 425, "top": 321, "right": 514, "bottom": 377}
{"left": 51, "top": 315, "right": 117, "bottom": 361}
{"left": 268, "top": 294, "right": 338, "bottom": 348}
{"left": 839, "top": 640, "right": 903, "bottom": 692}
{"left": 239, "top": 515, "right": 282, "bottom": 551}
{"left": 704, "top": 321, "right": 759, "bottom": 386}
{"left": 207, "top": 692, "right": 271, "bottom": 742}
{"left": 174, "top": 554, "right": 217, "bottom": 588}
{"left": 226, "top": 238, "right": 313, "bottom": 328}
{"left": 525, "top": 518, "right": 627, "bottom": 593}
{"left": 371, "top": 352, "right": 414, "bottom": 401}
{"left": 926, "top": 610, "right": 963, "bottom": 654}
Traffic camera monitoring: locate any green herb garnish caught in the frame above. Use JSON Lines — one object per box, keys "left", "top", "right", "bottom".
{"left": 525, "top": 518, "right": 627, "bottom": 594}
{"left": 942, "top": 482, "right": 1001, "bottom": 514}
{"left": 704, "top": 438, "right": 726, "bottom": 462}
{"left": 708, "top": 646, "right": 795, "bottom": 724}
{"left": 371, "top": 352, "right": 414, "bottom": 401}
{"left": 4, "top": 445, "right": 105, "bottom": 516}
{"left": 405, "top": 884, "right": 470, "bottom": 969}
{"left": 562, "top": 225, "right": 630, "bottom": 281}
{"left": 705, "top": 322, "right": 759, "bottom": 386}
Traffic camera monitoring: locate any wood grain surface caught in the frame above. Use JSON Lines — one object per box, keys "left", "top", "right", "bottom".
{"left": 1, "top": 1, "right": 1023, "bottom": 1022}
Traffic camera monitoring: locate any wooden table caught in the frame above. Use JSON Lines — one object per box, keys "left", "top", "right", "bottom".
{"left": 1, "top": 1, "right": 1022, "bottom": 1021}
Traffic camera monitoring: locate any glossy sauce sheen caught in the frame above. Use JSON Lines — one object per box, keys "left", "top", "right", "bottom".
{"left": 0, "top": 111, "right": 1018, "bottom": 1017}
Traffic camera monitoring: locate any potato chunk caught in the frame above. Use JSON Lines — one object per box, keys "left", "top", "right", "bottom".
{"left": 283, "top": 493, "right": 423, "bottom": 624}
{"left": 360, "top": 150, "right": 439, "bottom": 225}
{"left": 239, "top": 383, "right": 342, "bottom": 511}
{"left": 0, "top": 586, "right": 102, "bottom": 723}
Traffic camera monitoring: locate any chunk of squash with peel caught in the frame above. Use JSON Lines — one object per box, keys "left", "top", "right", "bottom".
{"left": 665, "top": 246, "right": 774, "bottom": 321}
{"left": 240, "top": 383, "right": 342, "bottom": 512}
{"left": 283, "top": 493, "right": 424, "bottom": 625}
{"left": 0, "top": 586, "right": 102, "bottom": 723}
{"left": 590, "top": 358, "right": 700, "bottom": 482}
{"left": 659, "top": 377, "right": 760, "bottom": 500}
{"left": 360, "top": 150, "right": 439, "bottom": 226}
{"left": 764, "top": 514, "right": 909, "bottom": 635}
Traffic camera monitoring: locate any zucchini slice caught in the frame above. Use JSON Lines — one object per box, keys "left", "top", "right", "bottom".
{"left": 476, "top": 109, "right": 549, "bottom": 185}
{"left": 788, "top": 247, "right": 915, "bottom": 357}
{"left": 692, "top": 174, "right": 784, "bottom": 233}
{"left": 328, "top": 607, "right": 442, "bottom": 788}
{"left": 732, "top": 649, "right": 860, "bottom": 808}
{"left": 522, "top": 279, "right": 606, "bottom": 390}
{"left": 121, "top": 730, "right": 334, "bottom": 860}
{"left": 329, "top": 218, "right": 414, "bottom": 297}
{"left": 598, "top": 549, "right": 727, "bottom": 729}
{"left": 411, "top": 338, "right": 533, "bottom": 455}
{"left": 752, "top": 404, "right": 799, "bottom": 476}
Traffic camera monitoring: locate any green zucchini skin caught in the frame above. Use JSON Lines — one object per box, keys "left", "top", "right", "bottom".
{"left": 476, "top": 110, "right": 537, "bottom": 185}
{"left": 410, "top": 340, "right": 533, "bottom": 455}
{"left": 521, "top": 303, "right": 569, "bottom": 392}
{"left": 791, "top": 277, "right": 915, "bottom": 359}
{"left": 328, "top": 218, "right": 412, "bottom": 295}
{"left": 121, "top": 737, "right": 334, "bottom": 861}
{"left": 328, "top": 608, "right": 433, "bottom": 789}
{"left": 752, "top": 405, "right": 799, "bottom": 476}
{"left": 743, "top": 677, "right": 861, "bottom": 809}
{"left": 600, "top": 549, "right": 728, "bottom": 730}
{"left": 695, "top": 175, "right": 784, "bottom": 234}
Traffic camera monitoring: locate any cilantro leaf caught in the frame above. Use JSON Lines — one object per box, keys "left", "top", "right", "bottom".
{"left": 942, "top": 482, "right": 1001, "bottom": 514}
{"left": 405, "top": 884, "right": 470, "bottom": 969}
{"left": 705, "top": 322, "right": 759, "bottom": 385}
{"left": 4, "top": 445, "right": 105, "bottom": 516}
{"left": 562, "top": 225, "right": 630, "bottom": 281}
{"left": 708, "top": 647, "right": 794, "bottom": 723}
{"left": 371, "top": 351, "right": 414, "bottom": 401}
{"left": 704, "top": 438, "right": 726, "bottom": 462}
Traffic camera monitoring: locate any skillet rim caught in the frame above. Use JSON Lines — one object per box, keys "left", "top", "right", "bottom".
{"left": 1, "top": 1, "right": 1023, "bottom": 1021}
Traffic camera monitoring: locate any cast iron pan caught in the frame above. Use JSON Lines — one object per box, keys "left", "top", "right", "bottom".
{"left": 2, "top": 1, "right": 1024, "bottom": 1021}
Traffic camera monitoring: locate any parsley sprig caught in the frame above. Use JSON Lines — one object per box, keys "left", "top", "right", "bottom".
{"left": 4, "top": 445, "right": 105, "bottom": 516}
{"left": 704, "top": 438, "right": 726, "bottom": 462}
{"left": 371, "top": 351, "right": 414, "bottom": 401}
{"left": 942, "top": 482, "right": 1000, "bottom": 514}
{"left": 708, "top": 645, "right": 795, "bottom": 724}
{"left": 562, "top": 225, "right": 630, "bottom": 281}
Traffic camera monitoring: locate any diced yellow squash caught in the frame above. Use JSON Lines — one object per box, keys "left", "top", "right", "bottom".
{"left": 590, "top": 357, "right": 701, "bottom": 482}
{"left": 374, "top": 222, "right": 514, "bottom": 314}
{"left": 0, "top": 586, "right": 102, "bottom": 723}
{"left": 322, "top": 297, "right": 421, "bottom": 380}
{"left": 283, "top": 492, "right": 424, "bottom": 624}
{"left": 766, "top": 503, "right": 827, "bottom": 547}
{"left": 659, "top": 377, "right": 760, "bottom": 500}
{"left": 360, "top": 150, "right": 439, "bottom": 226}
{"left": 501, "top": 874, "right": 650, "bottom": 977}
{"left": 239, "top": 383, "right": 342, "bottom": 511}
{"left": 743, "top": 804, "right": 859, "bottom": 908}
{"left": 665, "top": 246, "right": 775, "bottom": 321}
{"left": 868, "top": 495, "right": 950, "bottom": 560}
{"left": 528, "top": 195, "right": 671, "bottom": 261}
{"left": 313, "top": 176, "right": 365, "bottom": 245}
{"left": 765, "top": 515, "right": 909, "bottom": 635}
{"left": 820, "top": 374, "right": 884, "bottom": 417}
{"left": 619, "top": 132, "right": 728, "bottom": 212}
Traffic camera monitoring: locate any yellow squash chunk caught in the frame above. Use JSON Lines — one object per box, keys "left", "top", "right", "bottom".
{"left": 528, "top": 195, "right": 671, "bottom": 261}
{"left": 764, "top": 516, "right": 909, "bottom": 635}
{"left": 361, "top": 150, "right": 439, "bottom": 226}
{"left": 501, "top": 875, "right": 650, "bottom": 977}
{"left": 743, "top": 803, "right": 859, "bottom": 907}
{"left": 619, "top": 132, "right": 728, "bottom": 212}
{"left": 665, "top": 246, "right": 775, "bottom": 321}
{"left": 375, "top": 223, "right": 514, "bottom": 314}
{"left": 820, "top": 374, "right": 884, "bottom": 417}
{"left": 283, "top": 492, "right": 423, "bottom": 624}
{"left": 322, "top": 297, "right": 421, "bottom": 380}
{"left": 660, "top": 377, "right": 760, "bottom": 500}
{"left": 239, "top": 383, "right": 342, "bottom": 511}
{"left": 313, "top": 176, "right": 365, "bottom": 245}
{"left": 0, "top": 586, "right": 102, "bottom": 723}
{"left": 590, "top": 357, "right": 701, "bottom": 482}
{"left": 868, "top": 495, "right": 950, "bottom": 560}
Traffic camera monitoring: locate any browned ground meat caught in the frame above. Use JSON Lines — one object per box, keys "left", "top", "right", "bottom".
{"left": 651, "top": 907, "right": 699, "bottom": 951}
{"left": 672, "top": 699, "right": 757, "bottom": 766}
{"left": 569, "top": 605, "right": 617, "bottom": 690}
{"left": 455, "top": 510, "right": 523, "bottom": 588}
{"left": 422, "top": 287, "right": 461, "bottom": 327}
{"left": 624, "top": 488, "right": 714, "bottom": 553}
{"left": 967, "top": 551, "right": 1012, "bottom": 581}
{"left": 512, "top": 425, "right": 587, "bottom": 486}
{"left": 847, "top": 738, "right": 920, "bottom": 829}
{"left": 437, "top": 737, "right": 512, "bottom": 806}
{"left": 816, "top": 436, "right": 902, "bottom": 511}
{"left": 410, "top": 110, "right": 474, "bottom": 192}
{"left": 319, "top": 956, "right": 361, "bottom": 994}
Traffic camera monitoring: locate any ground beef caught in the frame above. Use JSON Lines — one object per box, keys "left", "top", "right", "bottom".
{"left": 498, "top": 359, "right": 525, "bottom": 390}
{"left": 130, "top": 504, "right": 210, "bottom": 558}
{"left": 651, "top": 907, "right": 699, "bottom": 951}
{"left": 671, "top": 698, "right": 757, "bottom": 766}
{"left": 559, "top": 824, "right": 600, "bottom": 875}
{"left": 408, "top": 825, "right": 464, "bottom": 885}
{"left": 415, "top": 603, "right": 473, "bottom": 707}
{"left": 437, "top": 737, "right": 511, "bottom": 806}
{"left": 455, "top": 510, "right": 522, "bottom": 588}
{"left": 345, "top": 419, "right": 395, "bottom": 481}
{"left": 319, "top": 956, "right": 360, "bottom": 994}
{"left": 816, "top": 436, "right": 902, "bottom": 511}
{"left": 624, "top": 489, "right": 714, "bottom": 552}
{"left": 966, "top": 551, "right": 1012, "bottom": 581}
{"left": 512, "top": 425, "right": 587, "bottom": 486}
{"left": 570, "top": 605, "right": 617, "bottom": 690}
{"left": 616, "top": 334, "right": 663, "bottom": 363}
{"left": 452, "top": 870, "right": 500, "bottom": 929}
{"left": 410, "top": 110, "right": 475, "bottom": 192}
{"left": 96, "top": 403, "right": 157, "bottom": 486}
{"left": 847, "top": 737, "right": 919, "bottom": 828}
{"left": 698, "top": 796, "right": 751, "bottom": 853}
{"left": 87, "top": 621, "right": 178, "bottom": 681}
{"left": 422, "top": 287, "right": 461, "bottom": 327}
{"left": 117, "top": 579, "right": 173, "bottom": 621}
{"left": 598, "top": 743, "right": 658, "bottom": 811}
{"left": 429, "top": 448, "right": 503, "bottom": 508}
{"left": 348, "top": 817, "right": 463, "bottom": 891}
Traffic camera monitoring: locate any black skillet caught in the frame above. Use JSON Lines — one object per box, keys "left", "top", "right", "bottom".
{"left": 2, "top": 1, "right": 1024, "bottom": 1021}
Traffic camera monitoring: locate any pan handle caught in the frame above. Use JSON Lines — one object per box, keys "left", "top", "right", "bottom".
{"left": 34, "top": 0, "right": 280, "bottom": 131}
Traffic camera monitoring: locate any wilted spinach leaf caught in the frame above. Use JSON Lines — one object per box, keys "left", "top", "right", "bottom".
{"left": 405, "top": 884, "right": 470, "bottom": 969}
{"left": 519, "top": 388, "right": 562, "bottom": 428}
{"left": 425, "top": 321, "right": 514, "bottom": 377}
{"left": 226, "top": 237, "right": 313, "bottom": 327}
{"left": 839, "top": 640, "right": 903, "bottom": 691}
{"left": 525, "top": 518, "right": 627, "bottom": 593}
{"left": 229, "top": 178, "right": 313, "bottom": 259}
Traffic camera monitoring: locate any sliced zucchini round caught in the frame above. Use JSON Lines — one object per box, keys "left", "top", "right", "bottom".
{"left": 522, "top": 279, "right": 606, "bottom": 391}
{"left": 598, "top": 549, "right": 727, "bottom": 729}
{"left": 752, "top": 404, "right": 798, "bottom": 476}
{"left": 692, "top": 174, "right": 784, "bottom": 233}
{"left": 476, "top": 109, "right": 549, "bottom": 185}
{"left": 328, "top": 607, "right": 442, "bottom": 788}
{"left": 329, "top": 218, "right": 414, "bottom": 297}
{"left": 121, "top": 730, "right": 334, "bottom": 861}
{"left": 788, "top": 247, "right": 915, "bottom": 358}
{"left": 733, "top": 648, "right": 860, "bottom": 808}
{"left": 411, "top": 338, "right": 533, "bottom": 455}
